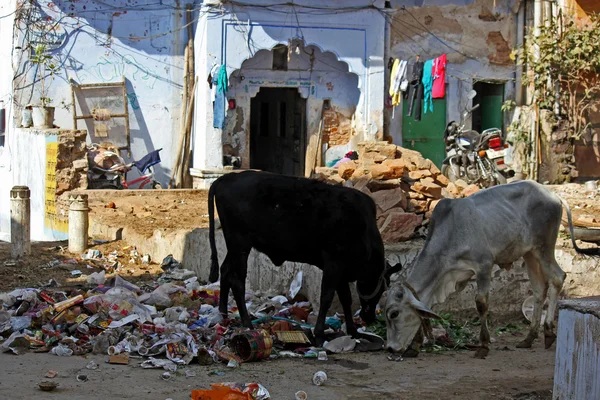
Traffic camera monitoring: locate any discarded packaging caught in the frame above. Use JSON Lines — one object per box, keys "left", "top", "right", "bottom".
{"left": 87, "top": 271, "right": 106, "bottom": 285}
{"left": 50, "top": 344, "right": 73, "bottom": 356}
{"left": 295, "top": 391, "right": 308, "bottom": 400}
{"left": 274, "top": 330, "right": 310, "bottom": 344}
{"left": 45, "top": 370, "right": 58, "bottom": 378}
{"left": 323, "top": 336, "right": 356, "bottom": 354}
{"left": 76, "top": 374, "right": 88, "bottom": 382}
{"left": 161, "top": 372, "right": 172, "bottom": 381}
{"left": 86, "top": 361, "right": 99, "bottom": 370}
{"left": 289, "top": 271, "right": 303, "bottom": 299}
{"left": 312, "top": 371, "right": 327, "bottom": 386}
{"left": 39, "top": 381, "right": 59, "bottom": 392}
{"left": 230, "top": 330, "right": 273, "bottom": 362}
{"left": 141, "top": 357, "right": 178, "bottom": 372}
{"left": 317, "top": 351, "right": 328, "bottom": 361}
{"left": 192, "top": 383, "right": 271, "bottom": 400}
{"left": 108, "top": 353, "right": 130, "bottom": 365}
{"left": 53, "top": 295, "right": 84, "bottom": 313}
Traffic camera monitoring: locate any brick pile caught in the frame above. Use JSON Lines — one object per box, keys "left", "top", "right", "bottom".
{"left": 312, "top": 141, "right": 480, "bottom": 243}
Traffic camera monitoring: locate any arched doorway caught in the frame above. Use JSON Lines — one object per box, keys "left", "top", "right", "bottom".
{"left": 225, "top": 41, "right": 360, "bottom": 177}
{"left": 250, "top": 87, "right": 306, "bottom": 176}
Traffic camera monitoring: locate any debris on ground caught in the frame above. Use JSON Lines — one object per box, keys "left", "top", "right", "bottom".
{"left": 0, "top": 253, "right": 385, "bottom": 388}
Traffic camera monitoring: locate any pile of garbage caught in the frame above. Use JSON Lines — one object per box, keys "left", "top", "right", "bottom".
{"left": 0, "top": 255, "right": 383, "bottom": 396}
{"left": 312, "top": 141, "right": 481, "bottom": 243}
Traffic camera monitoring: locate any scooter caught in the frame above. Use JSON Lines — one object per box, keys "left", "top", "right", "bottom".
{"left": 87, "top": 144, "right": 163, "bottom": 190}
{"left": 441, "top": 91, "right": 514, "bottom": 188}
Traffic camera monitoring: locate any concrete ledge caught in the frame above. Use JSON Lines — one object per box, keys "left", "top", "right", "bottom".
{"left": 88, "top": 216, "right": 599, "bottom": 315}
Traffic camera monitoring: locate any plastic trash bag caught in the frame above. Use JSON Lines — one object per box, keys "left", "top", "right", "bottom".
{"left": 289, "top": 271, "right": 303, "bottom": 300}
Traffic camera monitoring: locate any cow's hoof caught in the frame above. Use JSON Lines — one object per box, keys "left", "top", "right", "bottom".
{"left": 544, "top": 333, "right": 556, "bottom": 349}
{"left": 402, "top": 348, "right": 419, "bottom": 358}
{"left": 516, "top": 339, "right": 533, "bottom": 349}
{"left": 474, "top": 347, "right": 489, "bottom": 359}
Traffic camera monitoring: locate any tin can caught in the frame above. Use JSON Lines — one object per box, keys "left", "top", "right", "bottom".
{"left": 230, "top": 329, "right": 273, "bottom": 362}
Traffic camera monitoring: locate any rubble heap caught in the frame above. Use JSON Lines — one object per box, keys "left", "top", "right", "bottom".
{"left": 312, "top": 141, "right": 480, "bottom": 243}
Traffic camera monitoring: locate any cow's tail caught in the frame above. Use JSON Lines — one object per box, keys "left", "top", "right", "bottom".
{"left": 559, "top": 196, "right": 600, "bottom": 256}
{"left": 208, "top": 179, "right": 220, "bottom": 282}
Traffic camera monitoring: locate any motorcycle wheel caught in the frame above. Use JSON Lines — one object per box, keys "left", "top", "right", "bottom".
{"left": 441, "top": 164, "right": 460, "bottom": 182}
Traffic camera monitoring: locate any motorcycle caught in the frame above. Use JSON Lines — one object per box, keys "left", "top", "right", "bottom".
{"left": 87, "top": 143, "right": 163, "bottom": 190}
{"left": 441, "top": 91, "right": 514, "bottom": 188}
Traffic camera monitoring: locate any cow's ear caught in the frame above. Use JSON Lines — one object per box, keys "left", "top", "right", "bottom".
{"left": 409, "top": 297, "right": 442, "bottom": 320}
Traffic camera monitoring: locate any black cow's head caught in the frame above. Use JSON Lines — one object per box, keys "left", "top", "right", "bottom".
{"left": 358, "top": 261, "right": 403, "bottom": 324}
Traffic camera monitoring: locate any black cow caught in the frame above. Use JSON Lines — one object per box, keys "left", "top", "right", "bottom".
{"left": 208, "top": 170, "right": 396, "bottom": 344}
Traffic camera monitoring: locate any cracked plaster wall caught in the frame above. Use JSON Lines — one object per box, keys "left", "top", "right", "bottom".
{"left": 388, "top": 0, "right": 519, "bottom": 144}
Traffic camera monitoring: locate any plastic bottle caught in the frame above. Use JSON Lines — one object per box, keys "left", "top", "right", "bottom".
{"left": 312, "top": 371, "right": 327, "bottom": 386}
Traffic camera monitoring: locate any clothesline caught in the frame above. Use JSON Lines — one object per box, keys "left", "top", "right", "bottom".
{"left": 388, "top": 53, "right": 447, "bottom": 122}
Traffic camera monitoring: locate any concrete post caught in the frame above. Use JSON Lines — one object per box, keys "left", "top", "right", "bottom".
{"left": 10, "top": 186, "right": 31, "bottom": 258}
{"left": 68, "top": 193, "right": 89, "bottom": 253}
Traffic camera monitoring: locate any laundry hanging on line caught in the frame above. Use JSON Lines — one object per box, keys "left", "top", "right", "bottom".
{"left": 388, "top": 53, "right": 447, "bottom": 122}
{"left": 211, "top": 64, "right": 228, "bottom": 129}
{"left": 422, "top": 58, "right": 434, "bottom": 114}
{"left": 388, "top": 59, "right": 408, "bottom": 119}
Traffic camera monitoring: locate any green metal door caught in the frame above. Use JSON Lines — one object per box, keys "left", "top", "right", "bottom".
{"left": 473, "top": 82, "right": 504, "bottom": 132}
{"left": 480, "top": 93, "right": 503, "bottom": 131}
{"left": 401, "top": 98, "right": 446, "bottom": 168}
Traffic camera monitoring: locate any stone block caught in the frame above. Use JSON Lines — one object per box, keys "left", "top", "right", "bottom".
{"left": 315, "top": 167, "right": 338, "bottom": 178}
{"left": 445, "top": 182, "right": 459, "bottom": 197}
{"left": 382, "top": 158, "right": 409, "bottom": 178}
{"left": 463, "top": 184, "right": 480, "bottom": 197}
{"left": 411, "top": 181, "right": 443, "bottom": 199}
{"left": 406, "top": 199, "right": 428, "bottom": 213}
{"left": 435, "top": 174, "right": 450, "bottom": 187}
{"left": 73, "top": 159, "right": 88, "bottom": 171}
{"left": 338, "top": 161, "right": 357, "bottom": 180}
{"left": 371, "top": 187, "right": 406, "bottom": 213}
{"left": 358, "top": 141, "right": 398, "bottom": 160}
{"left": 369, "top": 164, "right": 395, "bottom": 180}
{"left": 379, "top": 212, "right": 423, "bottom": 243}
{"left": 408, "top": 169, "right": 432, "bottom": 180}
{"left": 409, "top": 191, "right": 425, "bottom": 200}
{"left": 454, "top": 179, "right": 468, "bottom": 192}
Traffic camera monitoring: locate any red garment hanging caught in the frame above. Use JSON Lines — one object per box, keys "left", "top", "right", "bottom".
{"left": 432, "top": 54, "right": 447, "bottom": 99}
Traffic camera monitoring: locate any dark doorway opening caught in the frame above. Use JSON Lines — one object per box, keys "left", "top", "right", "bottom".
{"left": 472, "top": 82, "right": 504, "bottom": 133}
{"left": 250, "top": 88, "right": 306, "bottom": 176}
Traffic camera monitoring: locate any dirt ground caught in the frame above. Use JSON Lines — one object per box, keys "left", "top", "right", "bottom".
{"left": 0, "top": 333, "right": 554, "bottom": 400}
{"left": 0, "top": 240, "right": 165, "bottom": 292}
{"left": 89, "top": 191, "right": 210, "bottom": 237}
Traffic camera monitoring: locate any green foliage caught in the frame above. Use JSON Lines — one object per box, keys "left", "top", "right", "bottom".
{"left": 494, "top": 322, "right": 524, "bottom": 336}
{"left": 366, "top": 314, "right": 387, "bottom": 338}
{"left": 30, "top": 44, "right": 61, "bottom": 106}
{"left": 501, "top": 100, "right": 516, "bottom": 113}
{"left": 423, "top": 312, "right": 476, "bottom": 353}
{"left": 516, "top": 13, "right": 600, "bottom": 139}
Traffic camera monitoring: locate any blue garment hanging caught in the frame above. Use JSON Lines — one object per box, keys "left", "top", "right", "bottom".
{"left": 213, "top": 65, "right": 228, "bottom": 129}
{"left": 422, "top": 59, "right": 434, "bottom": 114}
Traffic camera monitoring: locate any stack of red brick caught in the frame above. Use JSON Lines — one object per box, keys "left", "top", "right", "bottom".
{"left": 312, "top": 141, "right": 480, "bottom": 243}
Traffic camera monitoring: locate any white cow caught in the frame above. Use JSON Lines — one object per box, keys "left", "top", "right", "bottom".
{"left": 385, "top": 180, "right": 599, "bottom": 358}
